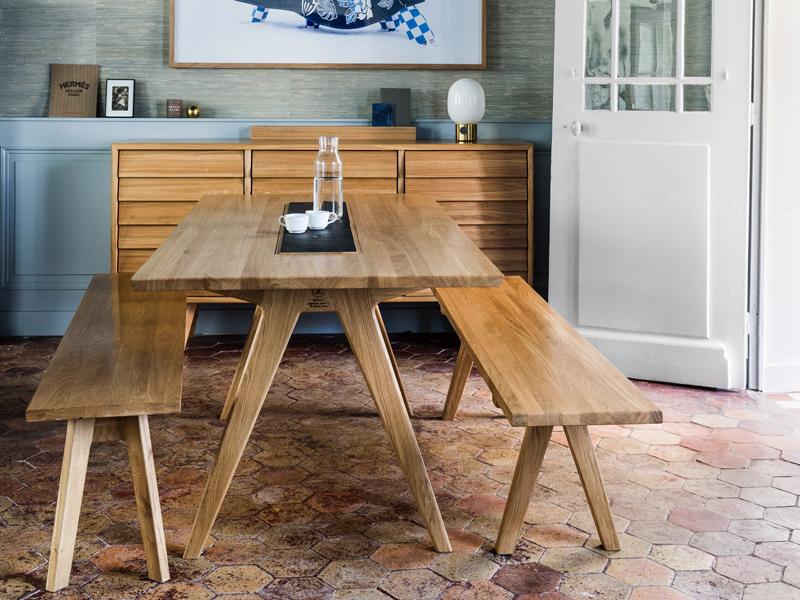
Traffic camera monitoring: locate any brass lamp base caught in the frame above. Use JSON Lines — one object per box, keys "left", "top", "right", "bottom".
{"left": 455, "top": 123, "right": 478, "bottom": 144}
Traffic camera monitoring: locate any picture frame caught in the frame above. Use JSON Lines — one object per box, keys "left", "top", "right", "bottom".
{"left": 105, "top": 79, "right": 135, "bottom": 118}
{"left": 169, "top": 0, "right": 486, "bottom": 69}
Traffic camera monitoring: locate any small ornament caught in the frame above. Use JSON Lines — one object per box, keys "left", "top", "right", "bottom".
{"left": 167, "top": 99, "right": 183, "bottom": 118}
{"left": 186, "top": 105, "right": 200, "bottom": 118}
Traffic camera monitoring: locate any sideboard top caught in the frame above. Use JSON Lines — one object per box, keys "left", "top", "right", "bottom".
{"left": 112, "top": 139, "right": 534, "bottom": 151}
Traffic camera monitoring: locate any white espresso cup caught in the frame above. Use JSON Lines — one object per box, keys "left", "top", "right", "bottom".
{"left": 305, "top": 210, "right": 338, "bottom": 230}
{"left": 278, "top": 213, "right": 309, "bottom": 234}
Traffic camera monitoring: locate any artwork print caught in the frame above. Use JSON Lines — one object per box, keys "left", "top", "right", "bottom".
{"left": 171, "top": 0, "right": 485, "bottom": 68}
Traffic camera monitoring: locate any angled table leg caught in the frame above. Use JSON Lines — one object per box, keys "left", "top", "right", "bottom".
{"left": 184, "top": 290, "right": 308, "bottom": 559}
{"left": 442, "top": 344, "right": 473, "bottom": 420}
{"left": 564, "top": 425, "right": 620, "bottom": 551}
{"left": 46, "top": 418, "right": 95, "bottom": 592}
{"left": 496, "top": 425, "right": 552, "bottom": 554}
{"left": 220, "top": 305, "right": 264, "bottom": 421}
{"left": 332, "top": 289, "right": 451, "bottom": 552}
{"left": 124, "top": 415, "right": 170, "bottom": 582}
{"left": 374, "top": 306, "right": 413, "bottom": 418}
{"left": 185, "top": 303, "right": 199, "bottom": 348}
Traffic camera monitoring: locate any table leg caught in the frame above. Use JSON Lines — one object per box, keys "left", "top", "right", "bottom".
{"left": 443, "top": 344, "right": 473, "bottom": 420}
{"left": 220, "top": 305, "right": 264, "bottom": 421}
{"left": 185, "top": 303, "right": 199, "bottom": 348}
{"left": 374, "top": 306, "right": 413, "bottom": 418}
{"left": 184, "top": 289, "right": 308, "bottom": 559}
{"left": 331, "top": 289, "right": 451, "bottom": 552}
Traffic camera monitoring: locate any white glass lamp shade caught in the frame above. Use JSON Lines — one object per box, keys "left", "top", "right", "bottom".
{"left": 447, "top": 78, "right": 486, "bottom": 124}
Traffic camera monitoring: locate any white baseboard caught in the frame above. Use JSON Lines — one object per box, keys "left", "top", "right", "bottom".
{"left": 579, "top": 327, "right": 732, "bottom": 389}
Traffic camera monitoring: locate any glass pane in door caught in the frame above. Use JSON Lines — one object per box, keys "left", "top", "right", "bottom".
{"left": 685, "top": 0, "right": 713, "bottom": 77}
{"left": 684, "top": 85, "right": 712, "bottom": 111}
{"left": 586, "top": 84, "right": 612, "bottom": 110}
{"left": 618, "top": 84, "right": 676, "bottom": 111}
{"left": 618, "top": 0, "right": 678, "bottom": 77}
{"left": 586, "top": 0, "right": 613, "bottom": 77}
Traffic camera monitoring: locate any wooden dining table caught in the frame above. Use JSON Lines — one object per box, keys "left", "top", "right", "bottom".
{"left": 131, "top": 192, "right": 504, "bottom": 557}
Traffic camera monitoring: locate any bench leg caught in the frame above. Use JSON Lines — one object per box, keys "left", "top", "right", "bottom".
{"left": 221, "top": 305, "right": 264, "bottom": 421}
{"left": 185, "top": 303, "right": 199, "bottom": 348}
{"left": 443, "top": 344, "right": 473, "bottom": 420}
{"left": 496, "top": 425, "right": 552, "bottom": 554}
{"left": 185, "top": 289, "right": 307, "bottom": 559}
{"left": 333, "top": 289, "right": 451, "bottom": 553}
{"left": 375, "top": 306, "right": 413, "bottom": 418}
{"left": 46, "top": 418, "right": 95, "bottom": 592}
{"left": 124, "top": 415, "right": 170, "bottom": 582}
{"left": 564, "top": 425, "right": 620, "bottom": 551}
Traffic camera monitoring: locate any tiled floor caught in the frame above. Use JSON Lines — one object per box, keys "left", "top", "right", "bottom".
{"left": 1, "top": 334, "right": 800, "bottom": 600}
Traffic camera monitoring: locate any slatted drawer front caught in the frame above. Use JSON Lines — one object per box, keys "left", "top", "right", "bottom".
{"left": 252, "top": 151, "right": 397, "bottom": 178}
{"left": 118, "top": 177, "right": 243, "bottom": 201}
{"left": 118, "top": 226, "right": 174, "bottom": 249}
{"left": 118, "top": 151, "right": 244, "bottom": 177}
{"left": 253, "top": 178, "right": 397, "bottom": 195}
{"left": 440, "top": 201, "right": 527, "bottom": 225}
{"left": 406, "top": 178, "right": 527, "bottom": 202}
{"left": 118, "top": 249, "right": 154, "bottom": 272}
{"left": 405, "top": 151, "right": 528, "bottom": 178}
{"left": 119, "top": 202, "right": 195, "bottom": 225}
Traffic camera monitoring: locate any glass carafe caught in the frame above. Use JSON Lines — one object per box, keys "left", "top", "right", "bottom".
{"left": 313, "top": 136, "right": 344, "bottom": 219}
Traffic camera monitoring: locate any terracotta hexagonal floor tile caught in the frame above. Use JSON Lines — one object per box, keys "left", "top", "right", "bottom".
{"left": 690, "top": 531, "right": 755, "bottom": 556}
{"left": 492, "top": 562, "right": 562, "bottom": 594}
{"left": 627, "top": 521, "right": 693, "bottom": 545}
{"left": 313, "top": 535, "right": 379, "bottom": 560}
{"left": 585, "top": 533, "right": 651, "bottom": 559}
{"left": 257, "top": 524, "right": 324, "bottom": 549}
{"left": 715, "top": 556, "right": 783, "bottom": 584}
{"left": 649, "top": 544, "right": 714, "bottom": 571}
{"left": 430, "top": 552, "right": 499, "bottom": 582}
{"left": 753, "top": 541, "right": 800, "bottom": 566}
{"left": 629, "top": 586, "right": 695, "bottom": 600}
{"left": 682, "top": 478, "right": 741, "bottom": 499}
{"left": 318, "top": 559, "right": 388, "bottom": 590}
{"left": 420, "top": 528, "right": 484, "bottom": 553}
{"left": 370, "top": 543, "right": 436, "bottom": 570}
{"left": 764, "top": 507, "right": 800, "bottom": 529}
{"left": 441, "top": 580, "right": 514, "bottom": 600}
{"left": 364, "top": 521, "right": 427, "bottom": 544}
{"left": 261, "top": 577, "right": 334, "bottom": 600}
{"left": 668, "top": 508, "right": 729, "bottom": 532}
{"left": 539, "top": 547, "right": 608, "bottom": 574}
{"left": 454, "top": 494, "right": 508, "bottom": 518}
{"left": 558, "top": 573, "right": 631, "bottom": 600}
{"left": 691, "top": 415, "right": 739, "bottom": 429}
{"left": 706, "top": 498, "right": 764, "bottom": 520}
{"left": 204, "top": 539, "right": 268, "bottom": 566}
{"left": 606, "top": 558, "right": 674, "bottom": 587}
{"left": 673, "top": 571, "right": 744, "bottom": 600}
{"left": 523, "top": 525, "right": 590, "bottom": 548}
{"left": 203, "top": 565, "right": 273, "bottom": 594}
{"left": 742, "top": 582, "right": 800, "bottom": 600}
{"left": 258, "top": 548, "right": 329, "bottom": 578}
{"left": 739, "top": 486, "right": 797, "bottom": 507}
{"left": 139, "top": 582, "right": 214, "bottom": 600}
{"left": 378, "top": 569, "right": 449, "bottom": 600}
{"left": 727, "top": 519, "right": 791, "bottom": 542}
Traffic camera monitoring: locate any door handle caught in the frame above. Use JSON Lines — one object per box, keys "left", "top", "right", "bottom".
{"left": 567, "top": 120, "right": 584, "bottom": 137}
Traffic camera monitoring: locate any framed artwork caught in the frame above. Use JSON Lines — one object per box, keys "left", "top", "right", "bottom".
{"left": 105, "top": 79, "right": 135, "bottom": 117}
{"left": 170, "top": 0, "right": 486, "bottom": 69}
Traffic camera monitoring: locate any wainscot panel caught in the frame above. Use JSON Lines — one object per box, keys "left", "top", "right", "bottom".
{"left": 0, "top": 118, "right": 551, "bottom": 336}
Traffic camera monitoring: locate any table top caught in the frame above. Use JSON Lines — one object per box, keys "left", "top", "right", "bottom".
{"left": 131, "top": 193, "right": 504, "bottom": 292}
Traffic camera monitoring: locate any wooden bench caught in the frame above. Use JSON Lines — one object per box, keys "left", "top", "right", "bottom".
{"left": 434, "top": 277, "right": 662, "bottom": 554}
{"left": 26, "top": 274, "right": 186, "bottom": 592}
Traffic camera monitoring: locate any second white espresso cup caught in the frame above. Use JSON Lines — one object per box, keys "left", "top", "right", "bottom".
{"left": 278, "top": 213, "right": 309, "bottom": 234}
{"left": 305, "top": 210, "right": 338, "bottom": 230}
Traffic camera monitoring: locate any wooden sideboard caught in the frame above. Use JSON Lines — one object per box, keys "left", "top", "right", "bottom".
{"left": 111, "top": 139, "right": 534, "bottom": 304}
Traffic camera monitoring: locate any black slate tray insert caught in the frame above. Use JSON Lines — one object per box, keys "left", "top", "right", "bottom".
{"left": 278, "top": 202, "right": 356, "bottom": 254}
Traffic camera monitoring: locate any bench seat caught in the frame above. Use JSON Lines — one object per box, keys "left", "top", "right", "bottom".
{"left": 434, "top": 276, "right": 662, "bottom": 554}
{"left": 27, "top": 274, "right": 185, "bottom": 591}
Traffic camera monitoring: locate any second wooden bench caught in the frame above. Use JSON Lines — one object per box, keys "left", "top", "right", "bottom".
{"left": 435, "top": 276, "right": 662, "bottom": 554}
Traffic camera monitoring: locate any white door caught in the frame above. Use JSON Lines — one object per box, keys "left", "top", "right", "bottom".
{"left": 550, "top": 0, "right": 754, "bottom": 389}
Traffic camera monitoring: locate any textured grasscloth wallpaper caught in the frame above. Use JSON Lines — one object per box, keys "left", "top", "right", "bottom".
{"left": 0, "top": 0, "right": 555, "bottom": 119}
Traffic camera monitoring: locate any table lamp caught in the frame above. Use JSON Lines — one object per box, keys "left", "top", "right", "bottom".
{"left": 448, "top": 78, "right": 486, "bottom": 143}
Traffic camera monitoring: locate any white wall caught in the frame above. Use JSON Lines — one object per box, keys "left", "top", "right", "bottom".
{"left": 759, "top": 0, "right": 800, "bottom": 392}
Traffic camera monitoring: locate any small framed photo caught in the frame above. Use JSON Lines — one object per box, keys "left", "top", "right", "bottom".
{"left": 105, "top": 79, "right": 134, "bottom": 117}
